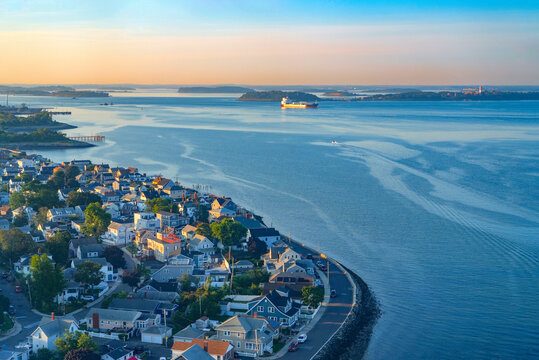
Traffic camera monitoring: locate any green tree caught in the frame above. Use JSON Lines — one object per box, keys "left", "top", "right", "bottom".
{"left": 179, "top": 273, "right": 194, "bottom": 291}
{"left": 9, "top": 191, "right": 25, "bottom": 210}
{"left": 197, "top": 204, "right": 209, "bottom": 222}
{"left": 247, "top": 238, "right": 267, "bottom": 257}
{"left": 0, "top": 228, "right": 37, "bottom": 265}
{"left": 103, "top": 245, "right": 126, "bottom": 270}
{"left": 74, "top": 261, "right": 103, "bottom": 293}
{"left": 82, "top": 202, "right": 111, "bottom": 238}
{"left": 64, "top": 165, "right": 80, "bottom": 186}
{"left": 210, "top": 218, "right": 247, "bottom": 246}
{"left": 26, "top": 187, "right": 63, "bottom": 210}
{"left": 64, "top": 348, "right": 100, "bottom": 360}
{"left": 66, "top": 191, "right": 102, "bottom": 207}
{"left": 33, "top": 207, "right": 49, "bottom": 226}
{"left": 145, "top": 197, "right": 172, "bottom": 213}
{"left": 196, "top": 223, "right": 212, "bottom": 238}
{"left": 46, "top": 231, "right": 71, "bottom": 266}
{"left": 29, "top": 254, "right": 66, "bottom": 312}
{"left": 55, "top": 331, "right": 99, "bottom": 358}
{"left": 302, "top": 286, "right": 324, "bottom": 308}
{"left": 29, "top": 348, "right": 54, "bottom": 360}
{"left": 12, "top": 213, "right": 28, "bottom": 227}
{"left": 48, "top": 169, "right": 65, "bottom": 189}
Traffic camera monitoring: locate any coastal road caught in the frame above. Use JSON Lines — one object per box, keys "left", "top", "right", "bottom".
{"left": 278, "top": 242, "right": 356, "bottom": 360}
{"left": 0, "top": 276, "right": 42, "bottom": 348}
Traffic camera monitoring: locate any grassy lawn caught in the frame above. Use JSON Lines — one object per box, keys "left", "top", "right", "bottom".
{"left": 0, "top": 313, "right": 14, "bottom": 332}
{"left": 273, "top": 340, "right": 286, "bottom": 353}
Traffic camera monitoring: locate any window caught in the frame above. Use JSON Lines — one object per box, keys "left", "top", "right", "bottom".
{"left": 237, "top": 342, "right": 241, "bottom": 349}
{"left": 268, "top": 307, "right": 275, "bottom": 313}
{"left": 257, "top": 306, "right": 264, "bottom": 312}
{"left": 224, "top": 331, "right": 230, "bottom": 336}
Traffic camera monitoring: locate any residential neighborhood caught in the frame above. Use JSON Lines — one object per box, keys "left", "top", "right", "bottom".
{"left": 0, "top": 151, "right": 342, "bottom": 360}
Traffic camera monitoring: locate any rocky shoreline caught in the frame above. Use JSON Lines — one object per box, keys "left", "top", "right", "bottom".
{"left": 314, "top": 265, "right": 380, "bottom": 360}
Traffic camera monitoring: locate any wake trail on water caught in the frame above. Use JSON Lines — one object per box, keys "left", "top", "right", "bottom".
{"left": 333, "top": 142, "right": 539, "bottom": 272}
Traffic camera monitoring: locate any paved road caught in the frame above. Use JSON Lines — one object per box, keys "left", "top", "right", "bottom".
{"left": 278, "top": 242, "right": 355, "bottom": 360}
{"left": 0, "top": 276, "right": 42, "bottom": 347}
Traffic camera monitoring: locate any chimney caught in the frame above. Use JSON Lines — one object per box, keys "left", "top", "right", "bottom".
{"left": 254, "top": 312, "right": 258, "bottom": 318}
{"left": 92, "top": 312, "right": 100, "bottom": 329}
{"left": 204, "top": 341, "right": 208, "bottom": 352}
{"left": 51, "top": 312, "right": 55, "bottom": 321}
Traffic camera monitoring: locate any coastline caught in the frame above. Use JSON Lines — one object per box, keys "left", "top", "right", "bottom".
{"left": 0, "top": 141, "right": 94, "bottom": 149}
{"left": 4, "top": 122, "right": 77, "bottom": 133}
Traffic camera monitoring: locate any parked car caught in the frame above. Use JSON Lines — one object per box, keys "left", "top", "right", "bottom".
{"left": 288, "top": 341, "right": 299, "bottom": 352}
{"left": 297, "top": 334, "right": 308, "bottom": 343}
{"left": 330, "top": 289, "right": 337, "bottom": 298}
{"left": 80, "top": 295, "right": 95, "bottom": 301}
{"left": 8, "top": 305, "right": 16, "bottom": 315}
{"left": 306, "top": 254, "right": 313, "bottom": 260}
{"left": 14, "top": 285, "right": 22, "bottom": 293}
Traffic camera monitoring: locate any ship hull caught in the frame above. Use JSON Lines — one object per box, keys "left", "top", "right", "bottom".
{"left": 281, "top": 103, "right": 318, "bottom": 109}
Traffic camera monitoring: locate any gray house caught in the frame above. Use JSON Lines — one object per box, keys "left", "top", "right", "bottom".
{"left": 246, "top": 289, "right": 301, "bottom": 327}
{"left": 215, "top": 315, "right": 276, "bottom": 357}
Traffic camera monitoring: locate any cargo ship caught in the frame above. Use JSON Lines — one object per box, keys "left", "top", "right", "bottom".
{"left": 280, "top": 97, "right": 318, "bottom": 109}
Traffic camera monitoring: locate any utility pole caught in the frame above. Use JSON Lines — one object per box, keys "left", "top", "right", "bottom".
{"left": 26, "top": 278, "right": 32, "bottom": 307}
{"left": 327, "top": 259, "right": 330, "bottom": 285}
{"left": 163, "top": 308, "right": 168, "bottom": 346}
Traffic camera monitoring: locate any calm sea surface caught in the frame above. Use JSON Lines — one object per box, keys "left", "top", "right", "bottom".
{"left": 10, "top": 91, "right": 539, "bottom": 359}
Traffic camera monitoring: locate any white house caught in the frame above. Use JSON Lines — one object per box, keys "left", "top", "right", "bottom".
{"left": 247, "top": 228, "right": 281, "bottom": 248}
{"left": 134, "top": 212, "right": 161, "bottom": 231}
{"left": 103, "top": 221, "right": 135, "bottom": 245}
{"left": 31, "top": 315, "right": 78, "bottom": 352}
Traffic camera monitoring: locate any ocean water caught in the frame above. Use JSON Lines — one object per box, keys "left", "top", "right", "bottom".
{"left": 9, "top": 91, "right": 539, "bottom": 359}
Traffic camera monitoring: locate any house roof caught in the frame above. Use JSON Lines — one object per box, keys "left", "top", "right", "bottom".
{"left": 216, "top": 314, "right": 268, "bottom": 334}
{"left": 85, "top": 308, "right": 140, "bottom": 322}
{"left": 34, "top": 316, "right": 77, "bottom": 338}
{"left": 105, "top": 348, "right": 132, "bottom": 360}
{"left": 249, "top": 227, "right": 280, "bottom": 238}
{"left": 173, "top": 339, "right": 231, "bottom": 356}
{"left": 173, "top": 325, "right": 206, "bottom": 340}
{"left": 142, "top": 325, "right": 171, "bottom": 336}
{"left": 232, "top": 216, "right": 263, "bottom": 229}
{"left": 175, "top": 344, "right": 214, "bottom": 360}
{"left": 73, "top": 257, "right": 109, "bottom": 267}
{"left": 109, "top": 298, "right": 161, "bottom": 313}
{"left": 181, "top": 225, "right": 197, "bottom": 233}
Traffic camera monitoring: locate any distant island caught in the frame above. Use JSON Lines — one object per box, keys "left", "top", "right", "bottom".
{"left": 178, "top": 86, "right": 254, "bottom": 93}
{"left": 53, "top": 90, "right": 109, "bottom": 97}
{"left": 322, "top": 91, "right": 358, "bottom": 97}
{"left": 358, "top": 90, "right": 539, "bottom": 101}
{"left": 0, "top": 85, "right": 109, "bottom": 97}
{"left": 238, "top": 90, "right": 319, "bottom": 102}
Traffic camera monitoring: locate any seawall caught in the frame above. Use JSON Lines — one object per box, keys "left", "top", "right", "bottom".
{"left": 313, "top": 264, "right": 380, "bottom": 360}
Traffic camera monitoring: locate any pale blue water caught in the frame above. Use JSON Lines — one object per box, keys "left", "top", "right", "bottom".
{"left": 9, "top": 91, "right": 539, "bottom": 359}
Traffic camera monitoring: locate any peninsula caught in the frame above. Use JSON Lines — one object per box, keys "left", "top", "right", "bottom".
{"left": 0, "top": 110, "right": 92, "bottom": 149}
{"left": 0, "top": 85, "right": 109, "bottom": 97}
{"left": 358, "top": 90, "right": 539, "bottom": 101}
{"left": 238, "top": 90, "right": 319, "bottom": 102}
{"left": 0, "top": 150, "right": 378, "bottom": 360}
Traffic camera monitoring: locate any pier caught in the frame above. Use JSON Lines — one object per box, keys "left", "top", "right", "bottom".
{"left": 67, "top": 135, "right": 105, "bottom": 142}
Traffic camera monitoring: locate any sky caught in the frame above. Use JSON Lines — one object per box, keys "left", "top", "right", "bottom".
{"left": 0, "top": 0, "right": 538, "bottom": 85}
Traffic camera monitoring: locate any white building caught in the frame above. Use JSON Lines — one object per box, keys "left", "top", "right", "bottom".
{"left": 134, "top": 212, "right": 161, "bottom": 231}
{"left": 103, "top": 221, "right": 135, "bottom": 245}
{"left": 31, "top": 315, "right": 78, "bottom": 352}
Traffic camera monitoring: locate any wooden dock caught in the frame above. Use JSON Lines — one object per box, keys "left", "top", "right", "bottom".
{"left": 67, "top": 135, "right": 105, "bottom": 142}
